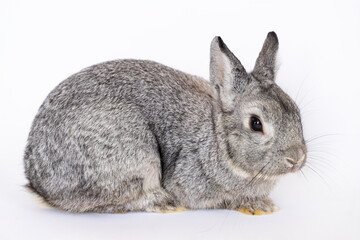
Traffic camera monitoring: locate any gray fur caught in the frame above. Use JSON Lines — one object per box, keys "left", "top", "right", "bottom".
{"left": 24, "top": 32, "right": 306, "bottom": 214}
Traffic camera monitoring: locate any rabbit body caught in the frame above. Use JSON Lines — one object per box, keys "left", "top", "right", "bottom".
{"left": 24, "top": 33, "right": 306, "bottom": 214}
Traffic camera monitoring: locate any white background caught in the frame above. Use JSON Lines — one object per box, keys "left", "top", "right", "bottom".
{"left": 1, "top": 0, "right": 360, "bottom": 239}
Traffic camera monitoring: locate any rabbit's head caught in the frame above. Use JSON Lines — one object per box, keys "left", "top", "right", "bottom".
{"left": 210, "top": 32, "right": 306, "bottom": 178}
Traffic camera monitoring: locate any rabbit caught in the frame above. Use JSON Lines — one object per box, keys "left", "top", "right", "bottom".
{"left": 24, "top": 32, "right": 307, "bottom": 215}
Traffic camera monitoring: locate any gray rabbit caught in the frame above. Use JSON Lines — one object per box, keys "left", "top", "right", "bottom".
{"left": 24, "top": 32, "right": 306, "bottom": 215}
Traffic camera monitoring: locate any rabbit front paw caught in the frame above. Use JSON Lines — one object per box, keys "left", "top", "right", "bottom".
{"left": 237, "top": 198, "right": 280, "bottom": 215}
{"left": 148, "top": 205, "right": 189, "bottom": 214}
{"left": 159, "top": 206, "right": 189, "bottom": 214}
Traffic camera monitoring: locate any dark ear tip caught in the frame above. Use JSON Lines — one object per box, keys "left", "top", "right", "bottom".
{"left": 211, "top": 36, "right": 226, "bottom": 52}
{"left": 268, "top": 31, "right": 277, "bottom": 36}
{"left": 267, "top": 31, "right": 279, "bottom": 43}
{"left": 217, "top": 36, "right": 225, "bottom": 50}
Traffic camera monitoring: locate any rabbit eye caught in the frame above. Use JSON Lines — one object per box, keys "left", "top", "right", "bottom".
{"left": 250, "top": 116, "right": 263, "bottom": 132}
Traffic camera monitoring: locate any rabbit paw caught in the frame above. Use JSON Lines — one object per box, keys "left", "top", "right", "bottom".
{"left": 149, "top": 205, "right": 189, "bottom": 214}
{"left": 159, "top": 206, "right": 189, "bottom": 214}
{"left": 237, "top": 198, "right": 280, "bottom": 215}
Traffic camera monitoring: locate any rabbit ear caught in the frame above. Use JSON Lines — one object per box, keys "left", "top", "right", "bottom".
{"left": 210, "top": 36, "right": 250, "bottom": 112}
{"left": 252, "top": 32, "right": 279, "bottom": 81}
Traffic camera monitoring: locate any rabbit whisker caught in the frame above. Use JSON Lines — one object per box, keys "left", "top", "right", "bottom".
{"left": 299, "top": 169, "right": 308, "bottom": 182}
{"left": 306, "top": 156, "right": 334, "bottom": 169}
{"left": 304, "top": 163, "right": 330, "bottom": 187}
{"left": 246, "top": 161, "right": 271, "bottom": 187}
{"left": 305, "top": 134, "right": 339, "bottom": 144}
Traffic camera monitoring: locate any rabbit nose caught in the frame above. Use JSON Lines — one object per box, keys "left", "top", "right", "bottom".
{"left": 286, "top": 157, "right": 297, "bottom": 165}
{"left": 285, "top": 146, "right": 306, "bottom": 166}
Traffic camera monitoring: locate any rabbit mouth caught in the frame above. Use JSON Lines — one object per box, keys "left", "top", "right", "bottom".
{"left": 289, "top": 165, "right": 299, "bottom": 173}
{"left": 287, "top": 155, "right": 306, "bottom": 173}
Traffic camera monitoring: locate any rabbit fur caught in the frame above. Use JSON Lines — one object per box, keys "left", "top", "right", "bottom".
{"left": 24, "top": 32, "right": 307, "bottom": 214}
